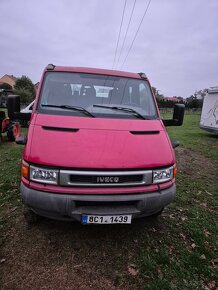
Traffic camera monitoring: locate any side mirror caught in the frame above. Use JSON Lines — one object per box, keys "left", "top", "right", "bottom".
{"left": 7, "top": 95, "right": 20, "bottom": 120}
{"left": 7, "top": 95, "right": 31, "bottom": 122}
{"left": 162, "top": 104, "right": 185, "bottom": 126}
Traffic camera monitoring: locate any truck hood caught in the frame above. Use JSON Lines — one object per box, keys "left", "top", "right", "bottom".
{"left": 25, "top": 114, "right": 175, "bottom": 169}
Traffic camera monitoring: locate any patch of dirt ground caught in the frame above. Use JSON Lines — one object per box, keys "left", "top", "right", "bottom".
{"left": 0, "top": 215, "right": 161, "bottom": 290}
{"left": 0, "top": 148, "right": 217, "bottom": 290}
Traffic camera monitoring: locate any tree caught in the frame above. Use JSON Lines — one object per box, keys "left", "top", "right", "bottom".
{"left": 14, "top": 76, "right": 35, "bottom": 103}
{"left": 186, "top": 88, "right": 208, "bottom": 109}
{"left": 151, "top": 86, "right": 158, "bottom": 96}
{"left": 187, "top": 98, "right": 203, "bottom": 109}
{"left": 0, "top": 83, "right": 12, "bottom": 90}
{"left": 151, "top": 86, "right": 164, "bottom": 100}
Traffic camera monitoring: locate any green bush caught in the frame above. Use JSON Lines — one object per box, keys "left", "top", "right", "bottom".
{"left": 14, "top": 76, "right": 35, "bottom": 104}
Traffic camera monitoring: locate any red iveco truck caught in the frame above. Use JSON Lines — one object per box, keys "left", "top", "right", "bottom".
{"left": 8, "top": 64, "right": 184, "bottom": 225}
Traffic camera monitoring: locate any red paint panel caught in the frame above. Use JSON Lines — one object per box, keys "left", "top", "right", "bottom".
{"left": 28, "top": 180, "right": 174, "bottom": 195}
{"left": 29, "top": 181, "right": 159, "bottom": 195}
{"left": 52, "top": 66, "right": 142, "bottom": 80}
{"left": 24, "top": 115, "right": 174, "bottom": 169}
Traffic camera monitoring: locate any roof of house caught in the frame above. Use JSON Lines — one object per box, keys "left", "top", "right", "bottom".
{"left": 0, "top": 74, "right": 17, "bottom": 81}
{"left": 6, "top": 74, "right": 17, "bottom": 81}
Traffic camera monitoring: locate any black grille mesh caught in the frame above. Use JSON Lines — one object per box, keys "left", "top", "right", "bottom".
{"left": 70, "top": 175, "right": 143, "bottom": 184}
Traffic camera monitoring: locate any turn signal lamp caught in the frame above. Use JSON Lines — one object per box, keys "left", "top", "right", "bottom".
{"left": 21, "top": 160, "right": 29, "bottom": 179}
{"left": 173, "top": 164, "right": 177, "bottom": 178}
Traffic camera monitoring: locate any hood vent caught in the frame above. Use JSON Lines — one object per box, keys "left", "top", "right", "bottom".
{"left": 130, "top": 130, "right": 160, "bottom": 135}
{"left": 42, "top": 126, "right": 79, "bottom": 132}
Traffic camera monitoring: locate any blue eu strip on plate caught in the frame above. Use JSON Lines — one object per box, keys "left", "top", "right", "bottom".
{"left": 82, "top": 215, "right": 88, "bottom": 224}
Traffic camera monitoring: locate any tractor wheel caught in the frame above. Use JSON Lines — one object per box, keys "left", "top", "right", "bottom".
{"left": 13, "top": 122, "right": 21, "bottom": 139}
{"left": 7, "top": 128, "right": 15, "bottom": 141}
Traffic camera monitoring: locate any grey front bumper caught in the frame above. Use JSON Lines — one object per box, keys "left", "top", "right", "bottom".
{"left": 20, "top": 183, "right": 176, "bottom": 222}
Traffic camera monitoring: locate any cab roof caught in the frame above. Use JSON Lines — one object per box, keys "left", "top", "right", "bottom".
{"left": 45, "top": 64, "right": 146, "bottom": 80}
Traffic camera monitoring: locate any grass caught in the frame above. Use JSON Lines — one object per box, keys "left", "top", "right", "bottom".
{"left": 165, "top": 113, "right": 218, "bottom": 160}
{"left": 129, "top": 113, "right": 218, "bottom": 289}
{"left": 0, "top": 142, "right": 23, "bottom": 239}
{"left": 0, "top": 114, "right": 217, "bottom": 289}
{"left": 130, "top": 172, "right": 218, "bottom": 289}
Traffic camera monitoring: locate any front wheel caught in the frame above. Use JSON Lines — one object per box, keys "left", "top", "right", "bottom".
{"left": 23, "top": 208, "right": 42, "bottom": 225}
{"left": 149, "top": 208, "right": 164, "bottom": 218}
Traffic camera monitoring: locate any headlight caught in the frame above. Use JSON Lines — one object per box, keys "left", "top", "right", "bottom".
{"left": 30, "top": 165, "right": 59, "bottom": 184}
{"left": 153, "top": 166, "right": 174, "bottom": 184}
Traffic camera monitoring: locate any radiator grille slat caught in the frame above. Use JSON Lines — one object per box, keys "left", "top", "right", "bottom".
{"left": 59, "top": 169, "right": 153, "bottom": 187}
{"left": 70, "top": 175, "right": 143, "bottom": 184}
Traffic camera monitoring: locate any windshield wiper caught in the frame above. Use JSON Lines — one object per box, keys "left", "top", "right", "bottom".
{"left": 93, "top": 104, "right": 146, "bottom": 120}
{"left": 41, "top": 104, "right": 95, "bottom": 118}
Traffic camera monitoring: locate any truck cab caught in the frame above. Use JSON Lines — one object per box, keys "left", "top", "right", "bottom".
{"left": 13, "top": 64, "right": 184, "bottom": 224}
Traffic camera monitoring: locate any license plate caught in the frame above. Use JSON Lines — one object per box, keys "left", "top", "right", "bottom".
{"left": 82, "top": 215, "right": 132, "bottom": 224}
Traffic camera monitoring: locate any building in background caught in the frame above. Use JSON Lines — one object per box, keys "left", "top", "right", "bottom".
{"left": 0, "top": 74, "right": 17, "bottom": 88}
{"left": 34, "top": 82, "right": 40, "bottom": 93}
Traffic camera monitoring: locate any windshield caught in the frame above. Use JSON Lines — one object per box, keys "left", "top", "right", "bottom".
{"left": 37, "top": 72, "right": 158, "bottom": 120}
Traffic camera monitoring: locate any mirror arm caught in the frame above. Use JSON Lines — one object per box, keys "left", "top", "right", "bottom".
{"left": 13, "top": 112, "right": 32, "bottom": 121}
{"left": 162, "top": 119, "right": 177, "bottom": 126}
{"left": 170, "top": 138, "right": 180, "bottom": 148}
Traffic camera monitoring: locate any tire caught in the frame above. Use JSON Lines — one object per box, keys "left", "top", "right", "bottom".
{"left": 148, "top": 208, "right": 164, "bottom": 219}
{"left": 7, "top": 129, "right": 15, "bottom": 141}
{"left": 0, "top": 110, "right": 6, "bottom": 120}
{"left": 23, "top": 208, "right": 42, "bottom": 225}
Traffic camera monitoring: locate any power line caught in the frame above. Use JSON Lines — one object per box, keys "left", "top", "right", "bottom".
{"left": 112, "top": 0, "right": 127, "bottom": 69}
{"left": 120, "top": 0, "right": 152, "bottom": 69}
{"left": 115, "top": 0, "right": 137, "bottom": 69}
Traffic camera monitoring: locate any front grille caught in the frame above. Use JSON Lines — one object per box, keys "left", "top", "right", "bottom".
{"left": 70, "top": 174, "right": 143, "bottom": 184}
{"left": 59, "top": 169, "right": 153, "bottom": 187}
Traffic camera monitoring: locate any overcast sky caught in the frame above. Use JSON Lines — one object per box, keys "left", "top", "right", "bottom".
{"left": 0, "top": 0, "right": 217, "bottom": 97}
